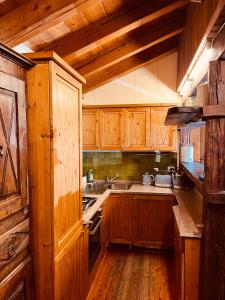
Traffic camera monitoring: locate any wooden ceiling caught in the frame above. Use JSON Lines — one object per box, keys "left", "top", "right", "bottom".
{"left": 0, "top": 0, "right": 189, "bottom": 92}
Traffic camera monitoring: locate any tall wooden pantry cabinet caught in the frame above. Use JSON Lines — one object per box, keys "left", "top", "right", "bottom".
{"left": 0, "top": 44, "right": 34, "bottom": 299}
{"left": 25, "top": 52, "right": 86, "bottom": 300}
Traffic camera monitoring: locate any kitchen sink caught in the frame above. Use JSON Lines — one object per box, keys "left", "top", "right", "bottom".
{"left": 108, "top": 183, "right": 132, "bottom": 190}
{"left": 83, "top": 182, "right": 107, "bottom": 195}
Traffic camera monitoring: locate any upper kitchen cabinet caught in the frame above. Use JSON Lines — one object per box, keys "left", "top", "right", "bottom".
{"left": 25, "top": 52, "right": 86, "bottom": 300}
{"left": 100, "top": 108, "right": 124, "bottom": 150}
{"left": 0, "top": 44, "right": 34, "bottom": 300}
{"left": 124, "top": 107, "right": 151, "bottom": 150}
{"left": 83, "top": 108, "right": 100, "bottom": 150}
{"left": 83, "top": 106, "right": 175, "bottom": 151}
{"left": 150, "top": 107, "right": 176, "bottom": 151}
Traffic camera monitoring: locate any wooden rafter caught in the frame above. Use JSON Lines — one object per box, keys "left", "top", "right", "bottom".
{"left": 42, "top": 0, "right": 188, "bottom": 61}
{"left": 0, "top": 0, "right": 101, "bottom": 47}
{"left": 83, "top": 37, "right": 178, "bottom": 93}
{"left": 77, "top": 10, "right": 185, "bottom": 77}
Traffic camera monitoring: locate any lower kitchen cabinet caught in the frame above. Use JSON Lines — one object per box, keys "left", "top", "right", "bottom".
{"left": 133, "top": 194, "right": 175, "bottom": 249}
{"left": 109, "top": 194, "right": 132, "bottom": 244}
{"left": 109, "top": 193, "right": 175, "bottom": 249}
{"left": 174, "top": 220, "right": 200, "bottom": 300}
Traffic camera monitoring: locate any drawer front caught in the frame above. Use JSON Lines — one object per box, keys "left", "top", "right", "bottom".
{"left": 0, "top": 219, "right": 29, "bottom": 282}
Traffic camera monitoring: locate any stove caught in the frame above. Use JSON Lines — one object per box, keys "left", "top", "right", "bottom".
{"left": 83, "top": 196, "right": 97, "bottom": 212}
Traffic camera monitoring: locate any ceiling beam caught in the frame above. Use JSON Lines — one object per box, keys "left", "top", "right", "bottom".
{"left": 0, "top": 0, "right": 100, "bottom": 47}
{"left": 83, "top": 37, "right": 178, "bottom": 93}
{"left": 43, "top": 0, "right": 188, "bottom": 61}
{"left": 77, "top": 11, "right": 185, "bottom": 77}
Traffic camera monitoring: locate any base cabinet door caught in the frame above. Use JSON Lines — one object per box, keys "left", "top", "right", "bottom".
{"left": 109, "top": 194, "right": 132, "bottom": 244}
{"left": 133, "top": 195, "right": 175, "bottom": 249}
{"left": 174, "top": 219, "right": 200, "bottom": 300}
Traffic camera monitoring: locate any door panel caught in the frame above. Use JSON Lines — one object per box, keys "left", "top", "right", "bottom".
{"left": 54, "top": 229, "right": 82, "bottom": 300}
{"left": 0, "top": 89, "right": 19, "bottom": 198}
{"left": 133, "top": 195, "right": 174, "bottom": 248}
{"left": 150, "top": 107, "right": 176, "bottom": 151}
{"left": 100, "top": 108, "right": 124, "bottom": 150}
{"left": 52, "top": 65, "right": 82, "bottom": 254}
{"left": 124, "top": 107, "right": 150, "bottom": 150}
{"left": 0, "top": 62, "right": 31, "bottom": 299}
{"left": 109, "top": 194, "right": 132, "bottom": 244}
{"left": 83, "top": 109, "right": 99, "bottom": 150}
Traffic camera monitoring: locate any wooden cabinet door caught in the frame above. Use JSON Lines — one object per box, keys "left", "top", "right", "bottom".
{"left": 100, "top": 108, "right": 124, "bottom": 150}
{"left": 124, "top": 107, "right": 151, "bottom": 150}
{"left": 133, "top": 195, "right": 175, "bottom": 249}
{"left": 52, "top": 63, "right": 83, "bottom": 299}
{"left": 52, "top": 63, "right": 82, "bottom": 256}
{"left": 101, "top": 197, "right": 109, "bottom": 250}
{"left": 55, "top": 228, "right": 83, "bottom": 300}
{"left": 109, "top": 194, "right": 132, "bottom": 244}
{"left": 0, "top": 60, "right": 32, "bottom": 299}
{"left": 83, "top": 109, "right": 100, "bottom": 150}
{"left": 150, "top": 107, "right": 176, "bottom": 151}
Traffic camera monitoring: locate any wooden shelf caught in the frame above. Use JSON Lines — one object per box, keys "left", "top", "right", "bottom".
{"left": 164, "top": 106, "right": 203, "bottom": 126}
{"left": 203, "top": 105, "right": 225, "bottom": 118}
{"left": 180, "top": 162, "right": 204, "bottom": 194}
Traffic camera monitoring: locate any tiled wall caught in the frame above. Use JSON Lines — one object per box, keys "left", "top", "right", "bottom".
{"left": 83, "top": 152, "right": 177, "bottom": 181}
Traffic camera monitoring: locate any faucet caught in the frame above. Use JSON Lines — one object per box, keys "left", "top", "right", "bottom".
{"left": 105, "top": 174, "right": 119, "bottom": 187}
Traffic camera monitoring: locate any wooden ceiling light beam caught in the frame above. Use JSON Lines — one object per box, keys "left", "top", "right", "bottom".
{"left": 0, "top": 0, "right": 101, "bottom": 47}
{"left": 77, "top": 11, "right": 185, "bottom": 77}
{"left": 42, "top": 0, "right": 188, "bottom": 61}
{"left": 83, "top": 36, "right": 178, "bottom": 93}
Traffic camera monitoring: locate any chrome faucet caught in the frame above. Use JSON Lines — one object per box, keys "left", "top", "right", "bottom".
{"left": 105, "top": 174, "right": 119, "bottom": 187}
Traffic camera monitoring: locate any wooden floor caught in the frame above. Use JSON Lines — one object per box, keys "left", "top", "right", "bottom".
{"left": 87, "top": 246, "right": 176, "bottom": 300}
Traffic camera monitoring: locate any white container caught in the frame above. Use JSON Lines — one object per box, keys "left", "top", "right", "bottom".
{"left": 142, "top": 172, "right": 154, "bottom": 185}
{"left": 180, "top": 144, "right": 193, "bottom": 163}
{"left": 82, "top": 175, "right": 87, "bottom": 186}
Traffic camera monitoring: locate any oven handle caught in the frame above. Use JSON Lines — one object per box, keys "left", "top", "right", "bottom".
{"left": 89, "top": 217, "right": 102, "bottom": 236}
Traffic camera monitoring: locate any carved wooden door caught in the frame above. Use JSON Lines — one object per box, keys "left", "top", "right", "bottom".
{"left": 0, "top": 89, "right": 19, "bottom": 198}
{"left": 0, "top": 49, "right": 32, "bottom": 300}
{"left": 124, "top": 107, "right": 151, "bottom": 150}
{"left": 150, "top": 107, "right": 176, "bottom": 151}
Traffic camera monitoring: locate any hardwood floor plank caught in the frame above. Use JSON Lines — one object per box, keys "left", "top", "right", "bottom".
{"left": 87, "top": 247, "right": 176, "bottom": 300}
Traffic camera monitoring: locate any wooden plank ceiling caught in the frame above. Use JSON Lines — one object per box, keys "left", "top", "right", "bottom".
{"left": 0, "top": 0, "right": 189, "bottom": 92}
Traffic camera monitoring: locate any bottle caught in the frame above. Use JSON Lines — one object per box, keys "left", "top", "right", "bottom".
{"left": 87, "top": 169, "right": 94, "bottom": 183}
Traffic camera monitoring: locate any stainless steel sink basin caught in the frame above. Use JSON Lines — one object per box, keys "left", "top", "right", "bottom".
{"left": 108, "top": 183, "right": 132, "bottom": 190}
{"left": 83, "top": 182, "right": 107, "bottom": 195}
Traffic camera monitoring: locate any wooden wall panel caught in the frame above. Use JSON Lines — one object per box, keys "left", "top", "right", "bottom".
{"left": 178, "top": 0, "right": 218, "bottom": 87}
{"left": 201, "top": 60, "right": 225, "bottom": 299}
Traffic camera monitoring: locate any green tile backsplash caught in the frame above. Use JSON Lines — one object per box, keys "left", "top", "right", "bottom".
{"left": 83, "top": 152, "right": 177, "bottom": 181}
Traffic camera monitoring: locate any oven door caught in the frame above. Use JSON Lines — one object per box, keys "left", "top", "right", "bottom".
{"left": 89, "top": 210, "right": 102, "bottom": 272}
